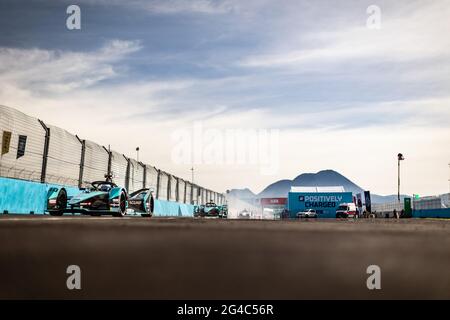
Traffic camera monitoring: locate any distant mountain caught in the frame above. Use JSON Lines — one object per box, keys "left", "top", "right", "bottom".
{"left": 228, "top": 170, "right": 409, "bottom": 204}
{"left": 259, "top": 170, "right": 364, "bottom": 198}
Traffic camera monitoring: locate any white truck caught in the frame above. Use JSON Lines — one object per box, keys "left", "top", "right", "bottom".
{"left": 336, "top": 203, "right": 358, "bottom": 218}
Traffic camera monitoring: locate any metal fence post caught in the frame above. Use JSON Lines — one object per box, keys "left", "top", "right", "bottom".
{"left": 142, "top": 163, "right": 147, "bottom": 189}
{"left": 175, "top": 177, "right": 179, "bottom": 202}
{"left": 123, "top": 155, "right": 130, "bottom": 191}
{"left": 156, "top": 169, "right": 161, "bottom": 199}
{"left": 76, "top": 136, "right": 85, "bottom": 188}
{"left": 38, "top": 120, "right": 50, "bottom": 184}
{"left": 102, "top": 146, "right": 112, "bottom": 181}
{"left": 167, "top": 173, "right": 171, "bottom": 201}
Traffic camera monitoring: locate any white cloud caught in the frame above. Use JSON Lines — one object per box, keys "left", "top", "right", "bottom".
{"left": 80, "top": 0, "right": 238, "bottom": 14}
{"left": 0, "top": 39, "right": 142, "bottom": 94}
{"left": 141, "top": 0, "right": 236, "bottom": 14}
{"left": 240, "top": 1, "right": 450, "bottom": 69}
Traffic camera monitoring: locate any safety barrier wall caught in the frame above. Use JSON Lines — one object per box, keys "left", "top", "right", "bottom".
{"left": 179, "top": 179, "right": 186, "bottom": 203}
{"left": 0, "top": 177, "right": 79, "bottom": 214}
{"left": 158, "top": 172, "right": 169, "bottom": 201}
{"left": 45, "top": 124, "right": 81, "bottom": 187}
{"left": 145, "top": 165, "right": 158, "bottom": 191}
{"left": 192, "top": 185, "right": 198, "bottom": 205}
{"left": 110, "top": 151, "right": 128, "bottom": 190}
{"left": 413, "top": 197, "right": 443, "bottom": 210}
{"left": 153, "top": 199, "right": 195, "bottom": 217}
{"left": 1, "top": 105, "right": 223, "bottom": 213}
{"left": 169, "top": 175, "right": 177, "bottom": 201}
{"left": 372, "top": 201, "right": 404, "bottom": 214}
{"left": 0, "top": 106, "right": 45, "bottom": 182}
{"left": 412, "top": 208, "right": 450, "bottom": 218}
{"left": 128, "top": 159, "right": 145, "bottom": 194}
{"left": 81, "top": 140, "right": 109, "bottom": 187}
{"left": 185, "top": 181, "right": 192, "bottom": 204}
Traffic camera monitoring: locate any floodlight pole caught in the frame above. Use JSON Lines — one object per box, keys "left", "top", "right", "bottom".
{"left": 398, "top": 159, "right": 400, "bottom": 202}
{"left": 397, "top": 153, "right": 405, "bottom": 202}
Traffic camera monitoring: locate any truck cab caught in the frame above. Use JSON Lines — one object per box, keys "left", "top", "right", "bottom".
{"left": 336, "top": 203, "right": 358, "bottom": 218}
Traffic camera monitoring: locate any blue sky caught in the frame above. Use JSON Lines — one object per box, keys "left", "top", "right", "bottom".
{"left": 0, "top": 0, "right": 449, "bottom": 196}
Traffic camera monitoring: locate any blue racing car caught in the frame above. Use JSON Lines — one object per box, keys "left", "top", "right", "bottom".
{"left": 127, "top": 188, "right": 155, "bottom": 217}
{"left": 47, "top": 181, "right": 129, "bottom": 217}
{"left": 194, "top": 201, "right": 227, "bottom": 218}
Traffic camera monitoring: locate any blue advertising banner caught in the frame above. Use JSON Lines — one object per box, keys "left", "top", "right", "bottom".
{"left": 288, "top": 191, "right": 353, "bottom": 218}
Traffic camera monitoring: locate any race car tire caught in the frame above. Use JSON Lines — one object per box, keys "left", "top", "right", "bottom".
{"left": 49, "top": 189, "right": 67, "bottom": 216}
{"left": 113, "top": 191, "right": 127, "bottom": 217}
{"left": 142, "top": 194, "right": 154, "bottom": 217}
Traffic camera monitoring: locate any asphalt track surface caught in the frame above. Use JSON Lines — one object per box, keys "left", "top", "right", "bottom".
{"left": 1, "top": 215, "right": 450, "bottom": 299}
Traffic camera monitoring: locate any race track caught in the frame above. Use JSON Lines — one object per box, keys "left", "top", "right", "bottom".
{"left": 1, "top": 215, "right": 450, "bottom": 299}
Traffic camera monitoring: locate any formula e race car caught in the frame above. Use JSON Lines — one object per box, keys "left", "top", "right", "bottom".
{"left": 47, "top": 181, "right": 128, "bottom": 217}
{"left": 127, "top": 188, "right": 155, "bottom": 217}
{"left": 195, "top": 201, "right": 227, "bottom": 218}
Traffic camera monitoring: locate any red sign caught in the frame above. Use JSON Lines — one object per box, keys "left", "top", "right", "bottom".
{"left": 260, "top": 198, "right": 287, "bottom": 205}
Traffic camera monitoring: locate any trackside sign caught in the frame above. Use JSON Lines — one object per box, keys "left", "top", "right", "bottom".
{"left": 289, "top": 191, "right": 353, "bottom": 218}
{"left": 299, "top": 195, "right": 343, "bottom": 208}
{"left": 261, "top": 198, "right": 287, "bottom": 206}
{"left": 1, "top": 131, "right": 11, "bottom": 156}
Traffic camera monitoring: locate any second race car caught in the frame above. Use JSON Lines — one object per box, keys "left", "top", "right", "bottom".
{"left": 127, "top": 188, "right": 155, "bottom": 217}
{"left": 195, "top": 201, "right": 227, "bottom": 218}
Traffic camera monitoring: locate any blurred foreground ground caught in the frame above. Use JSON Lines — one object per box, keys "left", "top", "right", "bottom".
{"left": 1, "top": 215, "right": 450, "bottom": 299}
